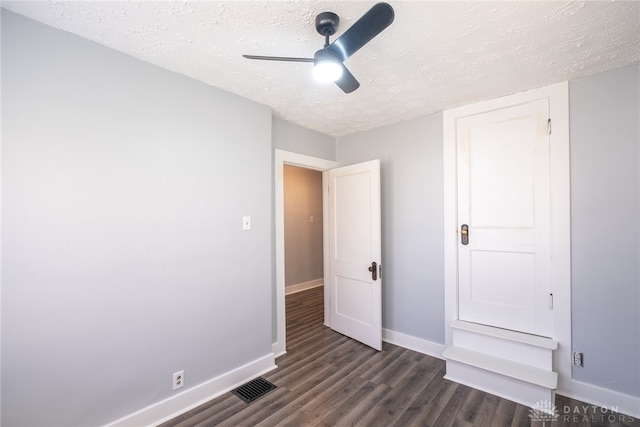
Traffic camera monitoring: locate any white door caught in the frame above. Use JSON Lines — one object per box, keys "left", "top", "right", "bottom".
{"left": 327, "top": 160, "right": 382, "bottom": 350}
{"left": 457, "top": 99, "right": 553, "bottom": 337}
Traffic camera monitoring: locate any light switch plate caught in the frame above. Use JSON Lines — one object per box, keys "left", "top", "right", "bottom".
{"left": 242, "top": 216, "right": 251, "bottom": 230}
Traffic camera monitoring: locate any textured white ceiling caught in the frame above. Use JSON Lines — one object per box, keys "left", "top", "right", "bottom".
{"left": 3, "top": 1, "right": 639, "bottom": 137}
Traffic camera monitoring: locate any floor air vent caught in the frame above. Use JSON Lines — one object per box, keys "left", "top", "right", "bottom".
{"left": 231, "top": 377, "right": 277, "bottom": 404}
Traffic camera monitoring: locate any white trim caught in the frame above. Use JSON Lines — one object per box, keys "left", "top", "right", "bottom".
{"left": 285, "top": 279, "right": 323, "bottom": 295}
{"left": 271, "top": 344, "right": 286, "bottom": 359}
{"left": 443, "top": 106, "right": 458, "bottom": 350}
{"left": 449, "top": 328, "right": 554, "bottom": 372}
{"left": 443, "top": 346, "right": 557, "bottom": 389}
{"left": 105, "top": 353, "right": 276, "bottom": 427}
{"left": 443, "top": 82, "right": 572, "bottom": 398}
{"left": 382, "top": 328, "right": 445, "bottom": 360}
{"left": 273, "top": 149, "right": 337, "bottom": 357}
{"left": 547, "top": 82, "right": 572, "bottom": 393}
{"left": 561, "top": 380, "right": 640, "bottom": 419}
{"left": 322, "top": 171, "right": 331, "bottom": 328}
{"left": 444, "top": 360, "right": 555, "bottom": 411}
{"left": 449, "top": 320, "right": 557, "bottom": 350}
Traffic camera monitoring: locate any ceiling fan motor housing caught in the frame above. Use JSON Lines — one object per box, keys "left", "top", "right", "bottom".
{"left": 315, "top": 12, "right": 339, "bottom": 36}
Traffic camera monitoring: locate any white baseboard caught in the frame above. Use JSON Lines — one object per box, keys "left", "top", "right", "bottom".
{"left": 272, "top": 341, "right": 286, "bottom": 359}
{"left": 382, "top": 328, "right": 445, "bottom": 360}
{"left": 106, "top": 353, "right": 277, "bottom": 427}
{"left": 285, "top": 279, "right": 323, "bottom": 295}
{"left": 560, "top": 379, "right": 640, "bottom": 419}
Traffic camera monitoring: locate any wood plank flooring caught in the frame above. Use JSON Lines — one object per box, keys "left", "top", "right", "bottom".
{"left": 161, "top": 287, "right": 639, "bottom": 426}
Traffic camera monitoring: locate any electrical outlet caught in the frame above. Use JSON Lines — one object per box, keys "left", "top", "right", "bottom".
{"left": 573, "top": 352, "right": 584, "bottom": 367}
{"left": 173, "top": 370, "right": 184, "bottom": 390}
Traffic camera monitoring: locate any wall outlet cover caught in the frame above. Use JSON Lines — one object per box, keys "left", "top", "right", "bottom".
{"left": 173, "top": 370, "right": 184, "bottom": 390}
{"left": 572, "top": 352, "right": 584, "bottom": 367}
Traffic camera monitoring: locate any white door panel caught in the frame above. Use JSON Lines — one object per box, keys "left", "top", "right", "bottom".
{"left": 328, "top": 160, "right": 382, "bottom": 350}
{"left": 457, "top": 99, "right": 552, "bottom": 337}
{"left": 335, "top": 275, "right": 373, "bottom": 324}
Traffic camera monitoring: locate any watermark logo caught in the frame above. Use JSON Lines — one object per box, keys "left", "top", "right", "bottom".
{"left": 528, "top": 401, "right": 635, "bottom": 424}
{"left": 529, "top": 400, "right": 560, "bottom": 425}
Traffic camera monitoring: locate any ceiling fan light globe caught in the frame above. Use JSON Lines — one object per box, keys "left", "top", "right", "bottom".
{"left": 314, "top": 61, "right": 343, "bottom": 82}
{"left": 313, "top": 49, "right": 343, "bottom": 83}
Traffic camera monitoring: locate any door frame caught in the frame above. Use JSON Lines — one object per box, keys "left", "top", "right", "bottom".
{"left": 273, "top": 149, "right": 337, "bottom": 357}
{"left": 442, "top": 82, "right": 572, "bottom": 393}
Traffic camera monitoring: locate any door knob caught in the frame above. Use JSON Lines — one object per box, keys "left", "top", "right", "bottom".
{"left": 368, "top": 261, "right": 378, "bottom": 281}
{"left": 461, "top": 224, "right": 469, "bottom": 245}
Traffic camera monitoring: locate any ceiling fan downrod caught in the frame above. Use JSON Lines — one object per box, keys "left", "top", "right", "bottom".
{"left": 315, "top": 11, "right": 339, "bottom": 48}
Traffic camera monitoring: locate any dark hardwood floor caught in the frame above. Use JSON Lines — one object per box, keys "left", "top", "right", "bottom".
{"left": 161, "top": 287, "right": 638, "bottom": 426}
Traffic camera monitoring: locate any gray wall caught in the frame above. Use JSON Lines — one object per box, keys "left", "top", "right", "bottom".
{"left": 272, "top": 117, "right": 336, "bottom": 161}
{"left": 283, "top": 166, "right": 323, "bottom": 287}
{"left": 569, "top": 64, "right": 640, "bottom": 397}
{"left": 1, "top": 11, "right": 273, "bottom": 426}
{"left": 336, "top": 114, "right": 445, "bottom": 343}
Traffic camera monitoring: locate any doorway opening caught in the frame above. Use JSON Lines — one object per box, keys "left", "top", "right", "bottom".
{"left": 274, "top": 150, "right": 337, "bottom": 357}
{"left": 274, "top": 150, "right": 383, "bottom": 355}
{"left": 283, "top": 165, "right": 324, "bottom": 297}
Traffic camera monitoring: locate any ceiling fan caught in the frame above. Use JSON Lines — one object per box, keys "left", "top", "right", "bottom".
{"left": 243, "top": 2, "right": 395, "bottom": 94}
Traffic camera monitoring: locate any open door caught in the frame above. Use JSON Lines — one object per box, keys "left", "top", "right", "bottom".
{"left": 327, "top": 160, "right": 382, "bottom": 350}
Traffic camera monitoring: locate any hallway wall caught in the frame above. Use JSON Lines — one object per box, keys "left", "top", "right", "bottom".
{"left": 283, "top": 165, "right": 324, "bottom": 289}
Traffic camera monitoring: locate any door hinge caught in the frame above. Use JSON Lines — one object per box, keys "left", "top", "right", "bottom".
{"left": 379, "top": 264, "right": 382, "bottom": 279}
{"left": 549, "top": 293, "right": 554, "bottom": 309}
{"left": 547, "top": 119, "right": 552, "bottom": 135}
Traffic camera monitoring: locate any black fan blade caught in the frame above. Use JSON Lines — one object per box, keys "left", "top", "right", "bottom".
{"left": 334, "top": 64, "right": 360, "bottom": 93}
{"left": 243, "top": 55, "right": 313, "bottom": 63}
{"left": 327, "top": 3, "right": 394, "bottom": 61}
